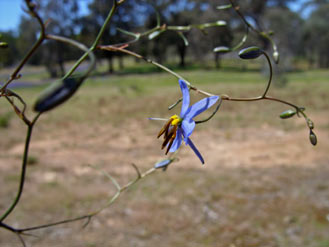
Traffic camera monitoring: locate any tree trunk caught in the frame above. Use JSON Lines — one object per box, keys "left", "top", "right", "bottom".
{"left": 214, "top": 53, "right": 221, "bottom": 69}
{"left": 108, "top": 56, "right": 114, "bottom": 73}
{"left": 57, "top": 43, "right": 65, "bottom": 77}
{"left": 178, "top": 44, "right": 186, "bottom": 68}
{"left": 118, "top": 55, "right": 124, "bottom": 70}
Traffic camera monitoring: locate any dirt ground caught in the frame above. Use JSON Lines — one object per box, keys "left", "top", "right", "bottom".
{"left": 0, "top": 80, "right": 329, "bottom": 247}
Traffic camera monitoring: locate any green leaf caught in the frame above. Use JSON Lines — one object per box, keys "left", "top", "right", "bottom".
{"left": 213, "top": 46, "right": 230, "bottom": 53}
{"left": 239, "top": 46, "right": 263, "bottom": 59}
{"left": 216, "top": 4, "right": 232, "bottom": 10}
{"left": 280, "top": 110, "right": 296, "bottom": 119}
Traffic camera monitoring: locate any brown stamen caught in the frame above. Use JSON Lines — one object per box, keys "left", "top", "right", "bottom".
{"left": 162, "top": 125, "right": 178, "bottom": 153}
{"left": 157, "top": 118, "right": 173, "bottom": 138}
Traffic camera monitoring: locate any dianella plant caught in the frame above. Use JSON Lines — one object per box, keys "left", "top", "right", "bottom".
{"left": 0, "top": 0, "right": 317, "bottom": 245}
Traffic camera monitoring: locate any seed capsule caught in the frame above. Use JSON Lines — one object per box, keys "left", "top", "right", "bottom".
{"left": 309, "top": 130, "right": 317, "bottom": 146}
{"left": 239, "top": 46, "right": 263, "bottom": 59}
{"left": 34, "top": 77, "right": 83, "bottom": 113}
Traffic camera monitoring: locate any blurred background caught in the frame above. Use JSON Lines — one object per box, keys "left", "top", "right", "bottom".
{"left": 0, "top": 0, "right": 329, "bottom": 77}
{"left": 0, "top": 1, "right": 329, "bottom": 247}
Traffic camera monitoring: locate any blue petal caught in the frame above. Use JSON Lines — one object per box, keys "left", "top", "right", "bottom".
{"left": 154, "top": 159, "right": 172, "bottom": 169}
{"left": 184, "top": 96, "right": 219, "bottom": 120}
{"left": 169, "top": 128, "right": 183, "bottom": 152}
{"left": 179, "top": 79, "right": 190, "bottom": 118}
{"left": 187, "top": 138, "right": 205, "bottom": 164}
{"left": 181, "top": 119, "right": 195, "bottom": 143}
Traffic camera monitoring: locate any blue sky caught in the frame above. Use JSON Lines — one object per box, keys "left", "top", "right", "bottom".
{"left": 0, "top": 0, "right": 91, "bottom": 32}
{"left": 0, "top": 0, "right": 310, "bottom": 33}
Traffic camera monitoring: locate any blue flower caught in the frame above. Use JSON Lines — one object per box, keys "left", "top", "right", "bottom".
{"left": 156, "top": 79, "right": 219, "bottom": 164}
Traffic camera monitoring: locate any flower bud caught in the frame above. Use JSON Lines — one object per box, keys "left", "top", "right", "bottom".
{"left": 307, "top": 119, "right": 314, "bottom": 130}
{"left": 154, "top": 159, "right": 173, "bottom": 171}
{"left": 280, "top": 110, "right": 296, "bottom": 119}
{"left": 273, "top": 51, "right": 280, "bottom": 64}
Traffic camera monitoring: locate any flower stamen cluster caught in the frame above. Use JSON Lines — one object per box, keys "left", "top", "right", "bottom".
{"left": 153, "top": 80, "right": 219, "bottom": 164}
{"left": 157, "top": 115, "right": 182, "bottom": 154}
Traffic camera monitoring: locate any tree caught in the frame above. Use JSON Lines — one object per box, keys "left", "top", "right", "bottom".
{"left": 81, "top": 0, "right": 139, "bottom": 73}
{"left": 264, "top": 7, "right": 304, "bottom": 69}
{"left": 17, "top": 0, "right": 81, "bottom": 77}
{"left": 303, "top": 3, "right": 329, "bottom": 68}
{"left": 0, "top": 32, "right": 19, "bottom": 68}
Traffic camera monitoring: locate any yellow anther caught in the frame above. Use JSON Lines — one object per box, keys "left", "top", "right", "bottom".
{"left": 171, "top": 118, "right": 180, "bottom": 125}
{"left": 170, "top": 114, "right": 182, "bottom": 126}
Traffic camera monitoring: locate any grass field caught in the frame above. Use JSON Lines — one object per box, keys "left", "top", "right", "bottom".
{"left": 0, "top": 63, "right": 329, "bottom": 247}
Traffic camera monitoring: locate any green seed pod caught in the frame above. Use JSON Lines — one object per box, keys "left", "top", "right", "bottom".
{"left": 34, "top": 77, "right": 84, "bottom": 113}
{"left": 280, "top": 110, "right": 296, "bottom": 119}
{"left": 0, "top": 42, "right": 8, "bottom": 48}
{"left": 239, "top": 46, "right": 263, "bottom": 59}
{"left": 309, "top": 130, "right": 317, "bottom": 146}
{"left": 213, "top": 46, "right": 230, "bottom": 53}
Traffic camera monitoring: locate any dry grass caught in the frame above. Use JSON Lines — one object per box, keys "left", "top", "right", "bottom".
{"left": 0, "top": 68, "right": 329, "bottom": 247}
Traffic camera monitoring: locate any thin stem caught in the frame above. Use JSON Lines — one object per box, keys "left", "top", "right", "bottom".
{"left": 229, "top": 0, "right": 257, "bottom": 32}
{"left": 63, "top": 0, "right": 123, "bottom": 79}
{"left": 0, "top": 125, "right": 34, "bottom": 221}
{"left": 262, "top": 51, "right": 273, "bottom": 97}
{"left": 195, "top": 97, "right": 223, "bottom": 124}
{"left": 46, "top": 34, "right": 96, "bottom": 78}
{"left": 1, "top": 0, "right": 46, "bottom": 91}
{"left": 4, "top": 96, "right": 31, "bottom": 126}
{"left": 0, "top": 113, "right": 41, "bottom": 222}
{"left": 98, "top": 45, "right": 214, "bottom": 97}
{"left": 5, "top": 166, "right": 156, "bottom": 233}
{"left": 222, "top": 94, "right": 301, "bottom": 111}
{"left": 228, "top": 0, "right": 278, "bottom": 61}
